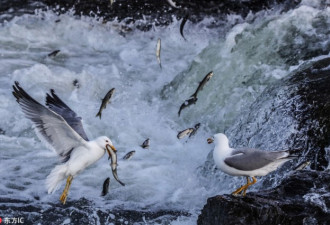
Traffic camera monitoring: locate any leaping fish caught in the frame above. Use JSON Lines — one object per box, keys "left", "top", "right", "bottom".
{"left": 101, "top": 177, "right": 110, "bottom": 196}
{"left": 156, "top": 38, "right": 162, "bottom": 69}
{"left": 178, "top": 96, "right": 198, "bottom": 116}
{"left": 191, "top": 71, "right": 214, "bottom": 99}
{"left": 166, "top": 0, "right": 179, "bottom": 8}
{"left": 180, "top": 13, "right": 189, "bottom": 41}
{"left": 123, "top": 150, "right": 136, "bottom": 160}
{"left": 96, "top": 88, "right": 115, "bottom": 119}
{"left": 141, "top": 138, "right": 150, "bottom": 149}
{"left": 177, "top": 128, "right": 194, "bottom": 139}
{"left": 48, "top": 50, "right": 60, "bottom": 57}
{"left": 106, "top": 144, "right": 125, "bottom": 186}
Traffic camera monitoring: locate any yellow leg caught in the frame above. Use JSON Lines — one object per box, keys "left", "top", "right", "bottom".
{"left": 231, "top": 176, "right": 257, "bottom": 196}
{"left": 60, "top": 175, "right": 73, "bottom": 205}
{"left": 231, "top": 177, "right": 250, "bottom": 196}
{"left": 242, "top": 177, "right": 257, "bottom": 196}
{"left": 242, "top": 177, "right": 251, "bottom": 196}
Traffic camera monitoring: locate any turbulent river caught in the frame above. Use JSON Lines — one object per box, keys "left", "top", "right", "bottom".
{"left": 0, "top": 1, "right": 329, "bottom": 224}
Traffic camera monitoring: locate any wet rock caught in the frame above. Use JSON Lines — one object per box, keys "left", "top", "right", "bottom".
{"left": 227, "top": 57, "right": 330, "bottom": 172}
{"left": 0, "top": 0, "right": 302, "bottom": 30}
{"left": 198, "top": 170, "right": 330, "bottom": 225}
{"left": 0, "top": 197, "right": 190, "bottom": 225}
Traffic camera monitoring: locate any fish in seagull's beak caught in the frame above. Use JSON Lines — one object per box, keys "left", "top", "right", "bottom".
{"left": 207, "top": 137, "right": 214, "bottom": 144}
{"left": 106, "top": 144, "right": 116, "bottom": 152}
{"left": 105, "top": 144, "right": 125, "bottom": 186}
{"left": 106, "top": 144, "right": 116, "bottom": 157}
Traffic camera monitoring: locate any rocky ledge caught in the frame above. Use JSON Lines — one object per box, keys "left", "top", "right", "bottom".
{"left": 198, "top": 170, "right": 330, "bottom": 225}
{"left": 0, "top": 197, "right": 189, "bottom": 225}
{"left": 0, "top": 0, "right": 301, "bottom": 30}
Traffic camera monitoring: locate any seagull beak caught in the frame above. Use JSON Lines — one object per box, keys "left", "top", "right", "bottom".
{"left": 106, "top": 144, "right": 116, "bottom": 156}
{"left": 207, "top": 137, "right": 214, "bottom": 144}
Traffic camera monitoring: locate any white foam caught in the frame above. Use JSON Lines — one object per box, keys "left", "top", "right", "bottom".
{"left": 0, "top": 2, "right": 329, "bottom": 222}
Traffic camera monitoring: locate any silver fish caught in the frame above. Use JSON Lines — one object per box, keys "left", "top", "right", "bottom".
{"left": 141, "top": 138, "right": 150, "bottom": 149}
{"left": 177, "top": 128, "right": 194, "bottom": 139}
{"left": 166, "top": 0, "right": 179, "bottom": 8}
{"left": 178, "top": 96, "right": 198, "bottom": 116}
{"left": 180, "top": 13, "right": 189, "bottom": 41}
{"left": 294, "top": 161, "right": 311, "bottom": 171}
{"left": 106, "top": 145, "right": 125, "bottom": 186}
{"left": 123, "top": 150, "right": 136, "bottom": 160}
{"left": 101, "top": 177, "right": 110, "bottom": 196}
{"left": 48, "top": 50, "right": 60, "bottom": 57}
{"left": 96, "top": 88, "right": 115, "bottom": 119}
{"left": 191, "top": 71, "right": 214, "bottom": 98}
{"left": 156, "top": 38, "right": 162, "bottom": 69}
{"left": 189, "top": 123, "right": 201, "bottom": 138}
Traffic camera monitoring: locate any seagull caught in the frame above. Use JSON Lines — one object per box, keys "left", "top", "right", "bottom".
{"left": 12, "top": 81, "right": 118, "bottom": 204}
{"left": 208, "top": 133, "right": 298, "bottom": 196}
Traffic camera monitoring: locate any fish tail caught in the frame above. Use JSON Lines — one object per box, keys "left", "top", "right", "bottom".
{"left": 46, "top": 164, "right": 67, "bottom": 194}
{"left": 96, "top": 111, "right": 102, "bottom": 119}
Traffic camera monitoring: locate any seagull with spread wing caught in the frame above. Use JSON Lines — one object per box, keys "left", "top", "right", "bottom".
{"left": 12, "top": 81, "right": 119, "bottom": 204}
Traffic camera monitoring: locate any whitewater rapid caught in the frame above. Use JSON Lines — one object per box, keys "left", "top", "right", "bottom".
{"left": 0, "top": 1, "right": 329, "bottom": 223}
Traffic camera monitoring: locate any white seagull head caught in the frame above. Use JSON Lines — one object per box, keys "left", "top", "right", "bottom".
{"left": 95, "top": 136, "right": 116, "bottom": 154}
{"left": 207, "top": 133, "right": 230, "bottom": 150}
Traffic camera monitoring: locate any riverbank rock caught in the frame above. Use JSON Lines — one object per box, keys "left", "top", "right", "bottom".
{"left": 198, "top": 170, "right": 330, "bottom": 225}
{"left": 0, "top": 197, "right": 189, "bottom": 224}
{"left": 1, "top": 0, "right": 301, "bottom": 30}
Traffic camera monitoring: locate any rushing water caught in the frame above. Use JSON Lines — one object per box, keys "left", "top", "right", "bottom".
{"left": 0, "top": 1, "right": 329, "bottom": 224}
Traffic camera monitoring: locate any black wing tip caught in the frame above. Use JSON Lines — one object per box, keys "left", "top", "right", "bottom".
{"left": 12, "top": 81, "right": 24, "bottom": 101}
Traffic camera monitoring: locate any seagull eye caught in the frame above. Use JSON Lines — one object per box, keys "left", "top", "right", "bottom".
{"left": 106, "top": 140, "right": 109, "bottom": 143}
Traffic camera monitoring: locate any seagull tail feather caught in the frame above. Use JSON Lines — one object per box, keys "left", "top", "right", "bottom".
{"left": 46, "top": 164, "right": 67, "bottom": 194}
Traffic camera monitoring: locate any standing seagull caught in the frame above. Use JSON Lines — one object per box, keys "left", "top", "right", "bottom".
{"left": 12, "top": 82, "right": 118, "bottom": 204}
{"left": 208, "top": 133, "right": 298, "bottom": 196}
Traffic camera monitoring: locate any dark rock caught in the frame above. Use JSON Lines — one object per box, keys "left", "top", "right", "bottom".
{"left": 227, "top": 57, "right": 330, "bottom": 172}
{"left": 198, "top": 170, "right": 330, "bottom": 225}
{"left": 0, "top": 0, "right": 302, "bottom": 30}
{"left": 0, "top": 197, "right": 190, "bottom": 225}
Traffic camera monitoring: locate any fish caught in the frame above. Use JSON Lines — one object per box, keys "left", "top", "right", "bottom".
{"left": 141, "top": 138, "right": 150, "bottom": 149}
{"left": 180, "top": 13, "right": 189, "bottom": 41}
{"left": 96, "top": 88, "right": 115, "bottom": 119}
{"left": 177, "top": 128, "right": 194, "bottom": 139}
{"left": 177, "top": 123, "right": 201, "bottom": 139}
{"left": 156, "top": 38, "right": 162, "bottom": 69}
{"left": 189, "top": 123, "right": 201, "bottom": 138}
{"left": 166, "top": 0, "right": 179, "bottom": 8}
{"left": 101, "top": 177, "right": 110, "bottom": 196}
{"left": 73, "top": 79, "right": 80, "bottom": 88}
{"left": 106, "top": 144, "right": 125, "bottom": 186}
{"left": 178, "top": 96, "right": 198, "bottom": 116}
{"left": 48, "top": 50, "right": 60, "bottom": 57}
{"left": 191, "top": 71, "right": 214, "bottom": 98}
{"left": 123, "top": 150, "right": 136, "bottom": 160}
{"left": 294, "top": 161, "right": 311, "bottom": 171}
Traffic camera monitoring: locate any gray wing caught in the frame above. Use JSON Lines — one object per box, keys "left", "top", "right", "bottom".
{"left": 224, "top": 148, "right": 289, "bottom": 171}
{"left": 12, "top": 82, "right": 87, "bottom": 162}
{"left": 46, "top": 89, "right": 89, "bottom": 141}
